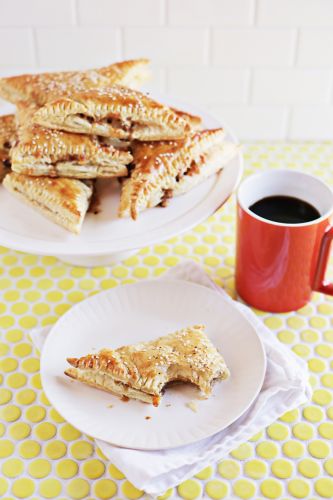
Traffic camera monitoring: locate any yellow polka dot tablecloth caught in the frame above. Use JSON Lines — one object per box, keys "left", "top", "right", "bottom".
{"left": 1, "top": 142, "right": 333, "bottom": 500}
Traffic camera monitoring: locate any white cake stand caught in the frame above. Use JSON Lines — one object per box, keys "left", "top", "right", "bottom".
{"left": 0, "top": 97, "right": 243, "bottom": 267}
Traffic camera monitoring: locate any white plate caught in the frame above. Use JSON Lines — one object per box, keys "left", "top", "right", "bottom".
{"left": 0, "top": 97, "right": 243, "bottom": 257}
{"left": 41, "top": 280, "right": 266, "bottom": 450}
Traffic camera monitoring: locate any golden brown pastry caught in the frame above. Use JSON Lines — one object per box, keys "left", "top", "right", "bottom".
{"left": 15, "top": 100, "right": 43, "bottom": 129}
{"left": 31, "top": 87, "right": 191, "bottom": 140}
{"left": 0, "top": 59, "right": 151, "bottom": 106}
{"left": 171, "top": 107, "right": 202, "bottom": 130}
{"left": 0, "top": 114, "right": 17, "bottom": 181}
{"left": 65, "top": 325, "right": 229, "bottom": 406}
{"left": 119, "top": 129, "right": 238, "bottom": 219}
{"left": 3, "top": 172, "right": 93, "bottom": 234}
{"left": 173, "top": 138, "right": 237, "bottom": 196}
{"left": 12, "top": 102, "right": 132, "bottom": 179}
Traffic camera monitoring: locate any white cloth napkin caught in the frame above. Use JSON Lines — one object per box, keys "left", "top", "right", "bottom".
{"left": 30, "top": 261, "right": 311, "bottom": 497}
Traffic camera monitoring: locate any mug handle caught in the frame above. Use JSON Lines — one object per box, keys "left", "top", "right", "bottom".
{"left": 313, "top": 225, "right": 333, "bottom": 295}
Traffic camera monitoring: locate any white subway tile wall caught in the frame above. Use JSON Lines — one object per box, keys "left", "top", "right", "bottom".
{"left": 0, "top": 0, "right": 332, "bottom": 140}
{"left": 298, "top": 30, "right": 333, "bottom": 67}
{"left": 0, "top": 29, "right": 35, "bottom": 66}
{"left": 252, "top": 69, "right": 332, "bottom": 105}
{"left": 212, "top": 106, "right": 289, "bottom": 141}
{"left": 123, "top": 27, "right": 208, "bottom": 65}
{"left": 0, "top": 0, "right": 75, "bottom": 26}
{"left": 77, "top": 0, "right": 163, "bottom": 26}
{"left": 36, "top": 28, "right": 121, "bottom": 68}
{"left": 168, "top": 69, "right": 250, "bottom": 105}
{"left": 212, "top": 29, "right": 297, "bottom": 66}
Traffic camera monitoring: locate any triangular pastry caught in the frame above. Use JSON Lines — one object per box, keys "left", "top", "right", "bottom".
{"left": 0, "top": 59, "right": 151, "bottom": 105}
{"left": 65, "top": 325, "right": 229, "bottom": 406}
{"left": 0, "top": 114, "right": 17, "bottom": 181}
{"left": 3, "top": 172, "right": 93, "bottom": 234}
{"left": 31, "top": 87, "right": 191, "bottom": 140}
{"left": 12, "top": 103, "right": 132, "bottom": 179}
{"left": 11, "top": 124, "right": 132, "bottom": 179}
{"left": 119, "top": 129, "right": 238, "bottom": 219}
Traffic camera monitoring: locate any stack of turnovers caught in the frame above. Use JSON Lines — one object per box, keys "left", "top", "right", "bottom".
{"left": 65, "top": 325, "right": 230, "bottom": 406}
{"left": 0, "top": 58, "right": 238, "bottom": 234}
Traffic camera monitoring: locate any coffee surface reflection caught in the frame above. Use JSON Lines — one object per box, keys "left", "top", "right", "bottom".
{"left": 249, "top": 195, "right": 320, "bottom": 224}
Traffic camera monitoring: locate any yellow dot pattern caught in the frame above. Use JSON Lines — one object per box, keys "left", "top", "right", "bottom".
{"left": 0, "top": 143, "right": 333, "bottom": 498}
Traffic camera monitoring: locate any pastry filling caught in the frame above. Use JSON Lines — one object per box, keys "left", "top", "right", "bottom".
{"left": 182, "top": 146, "right": 224, "bottom": 179}
{"left": 2, "top": 158, "right": 11, "bottom": 169}
{"left": 0, "top": 158, "right": 11, "bottom": 182}
{"left": 75, "top": 113, "right": 133, "bottom": 134}
{"left": 70, "top": 113, "right": 167, "bottom": 140}
{"left": 78, "top": 114, "right": 131, "bottom": 130}
{"left": 185, "top": 156, "right": 206, "bottom": 177}
{"left": 157, "top": 148, "right": 216, "bottom": 207}
{"left": 68, "top": 368, "right": 161, "bottom": 405}
{"left": 67, "top": 368, "right": 225, "bottom": 406}
{"left": 48, "top": 154, "right": 125, "bottom": 167}
{"left": 159, "top": 188, "right": 173, "bottom": 207}
{"left": 98, "top": 136, "right": 131, "bottom": 150}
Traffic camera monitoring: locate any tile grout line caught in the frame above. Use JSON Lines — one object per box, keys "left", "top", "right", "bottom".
{"left": 292, "top": 27, "right": 300, "bottom": 67}
{"left": 285, "top": 107, "right": 292, "bottom": 142}
{"left": 162, "top": 0, "right": 168, "bottom": 25}
{"left": 206, "top": 27, "right": 213, "bottom": 67}
{"left": 252, "top": 0, "right": 259, "bottom": 25}
{"left": 72, "top": 0, "right": 79, "bottom": 25}
{"left": 119, "top": 27, "right": 125, "bottom": 61}
{"left": 31, "top": 27, "right": 39, "bottom": 67}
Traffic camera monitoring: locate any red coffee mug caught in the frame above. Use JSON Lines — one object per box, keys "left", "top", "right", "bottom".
{"left": 235, "top": 170, "right": 333, "bottom": 312}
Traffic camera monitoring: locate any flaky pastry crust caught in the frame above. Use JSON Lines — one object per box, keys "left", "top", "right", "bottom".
{"left": 0, "top": 59, "right": 151, "bottom": 105}
{"left": 119, "top": 129, "right": 238, "bottom": 219}
{"left": 31, "top": 87, "right": 191, "bottom": 140}
{"left": 65, "top": 325, "right": 229, "bottom": 405}
{"left": 171, "top": 107, "right": 202, "bottom": 130}
{"left": 12, "top": 103, "right": 132, "bottom": 179}
{"left": 3, "top": 172, "right": 92, "bottom": 234}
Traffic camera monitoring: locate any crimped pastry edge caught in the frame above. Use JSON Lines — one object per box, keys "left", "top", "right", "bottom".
{"left": 65, "top": 367, "right": 158, "bottom": 405}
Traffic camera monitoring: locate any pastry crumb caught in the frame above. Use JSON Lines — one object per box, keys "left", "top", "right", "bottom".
{"left": 121, "top": 396, "right": 129, "bottom": 402}
{"left": 107, "top": 404, "right": 113, "bottom": 408}
{"left": 186, "top": 401, "right": 198, "bottom": 412}
{"left": 145, "top": 416, "right": 152, "bottom": 420}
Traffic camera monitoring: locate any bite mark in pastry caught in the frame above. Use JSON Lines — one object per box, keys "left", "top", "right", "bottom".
{"left": 119, "top": 129, "right": 238, "bottom": 220}
{"left": 12, "top": 103, "right": 132, "bottom": 179}
{"left": 0, "top": 114, "right": 17, "bottom": 181}
{"left": 31, "top": 87, "right": 191, "bottom": 141}
{"left": 65, "top": 325, "right": 229, "bottom": 406}
{"left": 0, "top": 59, "right": 151, "bottom": 105}
{"left": 3, "top": 172, "right": 93, "bottom": 234}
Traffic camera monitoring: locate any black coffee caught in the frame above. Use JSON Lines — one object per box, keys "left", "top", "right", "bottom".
{"left": 249, "top": 195, "right": 320, "bottom": 224}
